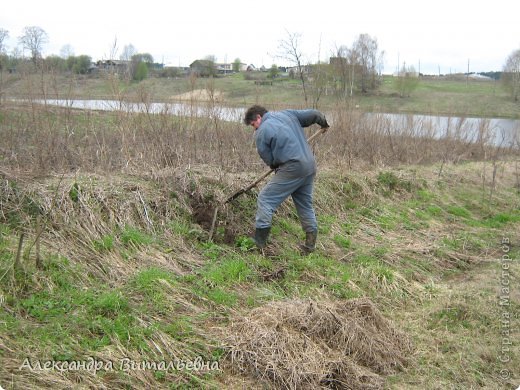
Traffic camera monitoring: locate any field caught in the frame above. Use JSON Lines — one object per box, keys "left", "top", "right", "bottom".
{"left": 0, "top": 72, "right": 519, "bottom": 389}
{"left": 1, "top": 70, "right": 519, "bottom": 119}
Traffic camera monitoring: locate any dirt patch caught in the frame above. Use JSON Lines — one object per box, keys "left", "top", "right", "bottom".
{"left": 189, "top": 195, "right": 241, "bottom": 244}
{"left": 223, "top": 298, "right": 413, "bottom": 389}
{"left": 171, "top": 89, "right": 224, "bottom": 102}
{"left": 190, "top": 196, "right": 216, "bottom": 231}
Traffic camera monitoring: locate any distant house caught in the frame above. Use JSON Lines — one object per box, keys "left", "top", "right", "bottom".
{"left": 329, "top": 57, "right": 348, "bottom": 70}
{"left": 190, "top": 60, "right": 217, "bottom": 77}
{"left": 216, "top": 63, "right": 233, "bottom": 74}
{"left": 213, "top": 62, "right": 248, "bottom": 74}
{"left": 162, "top": 63, "right": 190, "bottom": 77}
{"left": 286, "top": 65, "right": 312, "bottom": 75}
{"left": 95, "top": 60, "right": 128, "bottom": 73}
{"left": 237, "top": 62, "right": 248, "bottom": 72}
{"left": 87, "top": 62, "right": 99, "bottom": 74}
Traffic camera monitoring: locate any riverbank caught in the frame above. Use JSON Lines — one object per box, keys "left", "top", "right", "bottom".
{"left": 1, "top": 72, "right": 519, "bottom": 119}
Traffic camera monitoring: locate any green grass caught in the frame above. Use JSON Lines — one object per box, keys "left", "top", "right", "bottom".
{"left": 93, "top": 234, "right": 115, "bottom": 251}
{"left": 481, "top": 211, "right": 520, "bottom": 228}
{"left": 162, "top": 316, "right": 195, "bottom": 341}
{"left": 333, "top": 234, "right": 352, "bottom": 249}
{"left": 201, "top": 256, "right": 253, "bottom": 286}
{"left": 317, "top": 214, "right": 336, "bottom": 234}
{"left": 377, "top": 172, "right": 412, "bottom": 196}
{"left": 131, "top": 267, "right": 178, "bottom": 311}
{"left": 198, "top": 241, "right": 225, "bottom": 260}
{"left": 169, "top": 220, "right": 192, "bottom": 236}
{"left": 275, "top": 217, "right": 301, "bottom": 236}
{"left": 13, "top": 274, "right": 150, "bottom": 354}
{"left": 375, "top": 75, "right": 516, "bottom": 118}
{"left": 120, "top": 225, "right": 154, "bottom": 246}
{"left": 425, "top": 204, "right": 444, "bottom": 217}
{"left": 446, "top": 205, "right": 472, "bottom": 219}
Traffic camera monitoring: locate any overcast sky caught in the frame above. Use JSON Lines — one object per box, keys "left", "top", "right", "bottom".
{"left": 2, "top": 0, "right": 519, "bottom": 75}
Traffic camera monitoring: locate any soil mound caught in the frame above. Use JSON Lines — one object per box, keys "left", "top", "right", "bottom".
{"left": 171, "top": 89, "right": 224, "bottom": 102}
{"left": 224, "top": 298, "right": 413, "bottom": 389}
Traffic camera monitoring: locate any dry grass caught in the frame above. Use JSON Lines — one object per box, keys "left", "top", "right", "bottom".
{"left": 223, "top": 298, "right": 412, "bottom": 389}
{"left": 0, "top": 172, "right": 202, "bottom": 283}
{"left": 1, "top": 89, "right": 518, "bottom": 178}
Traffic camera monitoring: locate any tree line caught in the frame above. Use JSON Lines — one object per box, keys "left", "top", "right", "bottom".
{"left": 0, "top": 26, "right": 158, "bottom": 81}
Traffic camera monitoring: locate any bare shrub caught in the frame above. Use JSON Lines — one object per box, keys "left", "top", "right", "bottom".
{"left": 1, "top": 73, "right": 517, "bottom": 177}
{"left": 318, "top": 107, "right": 516, "bottom": 169}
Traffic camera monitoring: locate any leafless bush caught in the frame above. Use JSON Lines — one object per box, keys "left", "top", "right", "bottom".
{"left": 1, "top": 78, "right": 517, "bottom": 177}
{"left": 319, "top": 107, "right": 518, "bottom": 169}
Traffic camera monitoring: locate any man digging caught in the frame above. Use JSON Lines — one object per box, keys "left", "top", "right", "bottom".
{"left": 244, "top": 105, "right": 329, "bottom": 255}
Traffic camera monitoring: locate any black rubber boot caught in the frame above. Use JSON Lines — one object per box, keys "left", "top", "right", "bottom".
{"left": 254, "top": 227, "right": 271, "bottom": 250}
{"left": 299, "top": 230, "right": 317, "bottom": 255}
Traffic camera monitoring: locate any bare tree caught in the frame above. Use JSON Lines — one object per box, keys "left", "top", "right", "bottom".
{"left": 204, "top": 54, "right": 217, "bottom": 64}
{"left": 502, "top": 48, "right": 520, "bottom": 102}
{"left": 394, "top": 62, "right": 419, "bottom": 97}
{"left": 119, "top": 44, "right": 137, "bottom": 80}
{"left": 129, "top": 53, "right": 153, "bottom": 81}
{"left": 233, "top": 58, "right": 242, "bottom": 72}
{"left": 0, "top": 28, "right": 8, "bottom": 54}
{"left": 60, "top": 44, "right": 74, "bottom": 59}
{"left": 19, "top": 26, "right": 48, "bottom": 65}
{"left": 0, "top": 28, "right": 9, "bottom": 103}
{"left": 309, "top": 62, "right": 330, "bottom": 108}
{"left": 108, "top": 36, "right": 119, "bottom": 60}
{"left": 120, "top": 44, "right": 137, "bottom": 62}
{"left": 352, "top": 33, "right": 383, "bottom": 93}
{"left": 331, "top": 44, "right": 360, "bottom": 99}
{"left": 204, "top": 55, "right": 218, "bottom": 77}
{"left": 278, "top": 30, "right": 308, "bottom": 103}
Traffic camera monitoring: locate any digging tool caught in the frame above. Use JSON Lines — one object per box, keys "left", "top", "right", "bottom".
{"left": 208, "top": 126, "right": 329, "bottom": 241}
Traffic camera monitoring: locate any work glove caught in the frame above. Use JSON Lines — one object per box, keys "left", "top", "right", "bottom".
{"left": 318, "top": 117, "right": 329, "bottom": 130}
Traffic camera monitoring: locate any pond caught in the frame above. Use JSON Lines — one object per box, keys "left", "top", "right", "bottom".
{"left": 364, "top": 112, "right": 520, "bottom": 148}
{"left": 34, "top": 99, "right": 520, "bottom": 148}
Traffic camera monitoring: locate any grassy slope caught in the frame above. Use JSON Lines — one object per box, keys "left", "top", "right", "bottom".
{"left": 1, "top": 161, "right": 519, "bottom": 389}
{"left": 367, "top": 76, "right": 518, "bottom": 118}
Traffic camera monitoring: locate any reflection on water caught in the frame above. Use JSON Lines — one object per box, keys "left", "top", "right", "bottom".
{"left": 37, "top": 98, "right": 246, "bottom": 122}
{"left": 364, "top": 113, "right": 520, "bottom": 148}
{"left": 34, "top": 99, "right": 519, "bottom": 148}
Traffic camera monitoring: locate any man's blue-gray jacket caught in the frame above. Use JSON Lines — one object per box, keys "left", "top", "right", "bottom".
{"left": 255, "top": 109, "right": 328, "bottom": 178}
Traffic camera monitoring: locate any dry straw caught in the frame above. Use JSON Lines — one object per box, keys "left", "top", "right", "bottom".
{"left": 224, "top": 297, "right": 413, "bottom": 389}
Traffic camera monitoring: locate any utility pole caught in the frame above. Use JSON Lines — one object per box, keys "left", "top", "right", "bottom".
{"left": 466, "top": 58, "right": 470, "bottom": 87}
